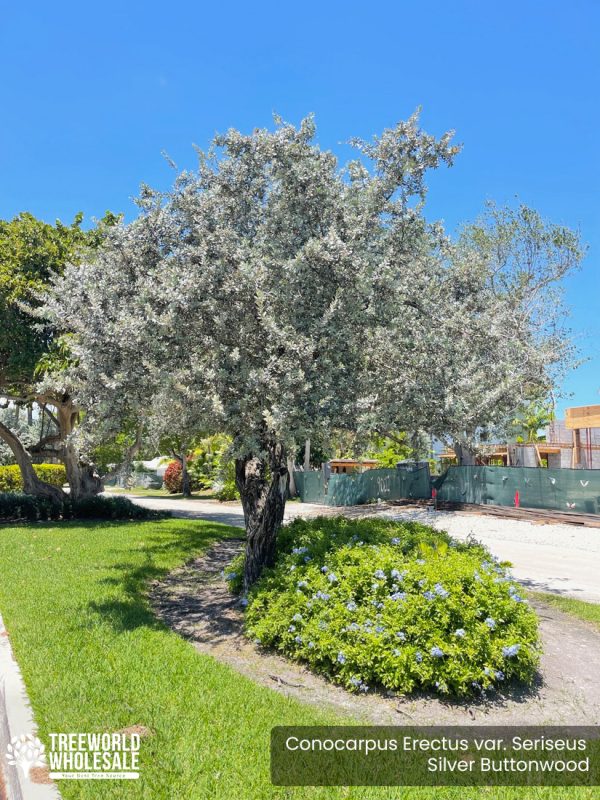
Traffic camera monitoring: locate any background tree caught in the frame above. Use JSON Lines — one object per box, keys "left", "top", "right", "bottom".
{"left": 366, "top": 432, "right": 425, "bottom": 468}
{"left": 0, "top": 405, "right": 39, "bottom": 465}
{"left": 366, "top": 203, "right": 583, "bottom": 464}
{"left": 0, "top": 211, "right": 118, "bottom": 498}
{"left": 511, "top": 400, "right": 555, "bottom": 443}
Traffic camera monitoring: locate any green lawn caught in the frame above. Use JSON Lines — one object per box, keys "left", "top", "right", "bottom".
{"left": 0, "top": 520, "right": 597, "bottom": 799}
{"left": 530, "top": 591, "right": 600, "bottom": 630}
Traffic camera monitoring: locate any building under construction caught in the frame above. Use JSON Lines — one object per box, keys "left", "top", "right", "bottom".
{"left": 440, "top": 404, "right": 600, "bottom": 469}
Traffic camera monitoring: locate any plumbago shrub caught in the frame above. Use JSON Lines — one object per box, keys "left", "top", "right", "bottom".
{"left": 227, "top": 517, "right": 540, "bottom": 697}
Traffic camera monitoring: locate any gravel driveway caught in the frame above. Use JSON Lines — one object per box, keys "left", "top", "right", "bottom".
{"left": 120, "top": 494, "right": 600, "bottom": 602}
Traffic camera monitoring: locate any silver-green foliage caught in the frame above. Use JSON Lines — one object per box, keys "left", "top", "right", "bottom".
{"left": 42, "top": 116, "right": 582, "bottom": 461}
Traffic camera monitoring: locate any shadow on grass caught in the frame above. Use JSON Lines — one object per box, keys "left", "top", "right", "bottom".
{"left": 398, "top": 670, "right": 544, "bottom": 712}
{"left": 87, "top": 520, "right": 240, "bottom": 634}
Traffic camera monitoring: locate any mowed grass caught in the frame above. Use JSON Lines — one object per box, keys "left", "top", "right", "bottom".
{"left": 530, "top": 591, "right": 600, "bottom": 630}
{"left": 0, "top": 520, "right": 597, "bottom": 800}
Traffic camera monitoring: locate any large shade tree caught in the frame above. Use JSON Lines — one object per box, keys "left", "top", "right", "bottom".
{"left": 0, "top": 211, "right": 118, "bottom": 499}
{"left": 42, "top": 115, "right": 580, "bottom": 586}
{"left": 44, "top": 113, "right": 460, "bottom": 584}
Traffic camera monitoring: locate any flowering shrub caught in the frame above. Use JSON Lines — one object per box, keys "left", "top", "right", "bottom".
{"left": 228, "top": 517, "right": 540, "bottom": 697}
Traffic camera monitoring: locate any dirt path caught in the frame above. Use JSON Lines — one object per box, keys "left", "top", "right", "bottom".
{"left": 150, "top": 539, "right": 600, "bottom": 726}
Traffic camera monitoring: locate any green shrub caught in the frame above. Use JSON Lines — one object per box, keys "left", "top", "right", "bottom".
{"left": 214, "top": 478, "right": 239, "bottom": 501}
{"left": 189, "top": 433, "right": 233, "bottom": 490}
{"left": 229, "top": 517, "right": 540, "bottom": 697}
{"left": 0, "top": 463, "right": 67, "bottom": 492}
{"left": 212, "top": 459, "right": 240, "bottom": 501}
{"left": 33, "top": 464, "right": 68, "bottom": 487}
{"left": 0, "top": 492, "right": 167, "bottom": 522}
{"left": 0, "top": 465, "right": 22, "bottom": 492}
{"left": 0, "top": 492, "right": 40, "bottom": 521}
{"left": 69, "top": 495, "right": 155, "bottom": 520}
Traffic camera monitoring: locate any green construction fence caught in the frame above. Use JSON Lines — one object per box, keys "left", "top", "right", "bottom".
{"left": 293, "top": 467, "right": 431, "bottom": 506}
{"left": 435, "top": 465, "right": 600, "bottom": 514}
{"left": 294, "top": 464, "right": 600, "bottom": 514}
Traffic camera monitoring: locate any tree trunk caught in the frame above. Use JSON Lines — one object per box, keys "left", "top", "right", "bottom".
{"left": 453, "top": 441, "right": 477, "bottom": 466}
{"left": 303, "top": 439, "right": 311, "bottom": 471}
{"left": 57, "top": 399, "right": 102, "bottom": 499}
{"left": 287, "top": 456, "right": 297, "bottom": 497}
{"left": 181, "top": 449, "right": 192, "bottom": 498}
{"left": 0, "top": 420, "right": 65, "bottom": 502}
{"left": 236, "top": 442, "right": 289, "bottom": 591}
{"left": 121, "top": 425, "right": 143, "bottom": 488}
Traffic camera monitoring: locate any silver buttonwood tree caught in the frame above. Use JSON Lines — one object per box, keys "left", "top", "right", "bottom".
{"left": 43, "top": 119, "right": 582, "bottom": 582}
{"left": 44, "top": 113, "right": 459, "bottom": 586}
{"left": 364, "top": 202, "right": 583, "bottom": 463}
{"left": 43, "top": 119, "right": 583, "bottom": 584}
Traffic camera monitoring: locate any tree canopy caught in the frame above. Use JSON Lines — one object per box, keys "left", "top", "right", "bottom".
{"left": 41, "top": 114, "right": 583, "bottom": 585}
{"left": 0, "top": 210, "right": 119, "bottom": 393}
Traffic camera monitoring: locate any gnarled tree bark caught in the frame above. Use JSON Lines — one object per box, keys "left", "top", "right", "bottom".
{"left": 56, "top": 397, "right": 102, "bottom": 499}
{"left": 1, "top": 391, "right": 102, "bottom": 498}
{"left": 0, "top": 420, "right": 65, "bottom": 502}
{"left": 120, "top": 424, "right": 144, "bottom": 488}
{"left": 236, "top": 441, "right": 289, "bottom": 591}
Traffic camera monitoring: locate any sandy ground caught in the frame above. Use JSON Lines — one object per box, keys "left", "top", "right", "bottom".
{"left": 381, "top": 506, "right": 600, "bottom": 603}
{"left": 150, "top": 539, "right": 600, "bottom": 726}
{"left": 123, "top": 494, "right": 600, "bottom": 602}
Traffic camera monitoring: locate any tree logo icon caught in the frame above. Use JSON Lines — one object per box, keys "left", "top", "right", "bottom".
{"left": 5, "top": 733, "right": 46, "bottom": 777}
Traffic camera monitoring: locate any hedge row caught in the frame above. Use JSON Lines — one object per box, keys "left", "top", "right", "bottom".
{"left": 0, "top": 463, "right": 67, "bottom": 492}
{"left": 0, "top": 493, "right": 168, "bottom": 522}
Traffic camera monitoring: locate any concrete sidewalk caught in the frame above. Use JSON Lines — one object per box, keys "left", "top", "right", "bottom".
{"left": 0, "top": 612, "right": 60, "bottom": 800}
{"left": 122, "top": 494, "right": 600, "bottom": 603}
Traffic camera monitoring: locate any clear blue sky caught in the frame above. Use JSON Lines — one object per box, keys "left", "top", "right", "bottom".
{"left": 1, "top": 1, "right": 598, "bottom": 416}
